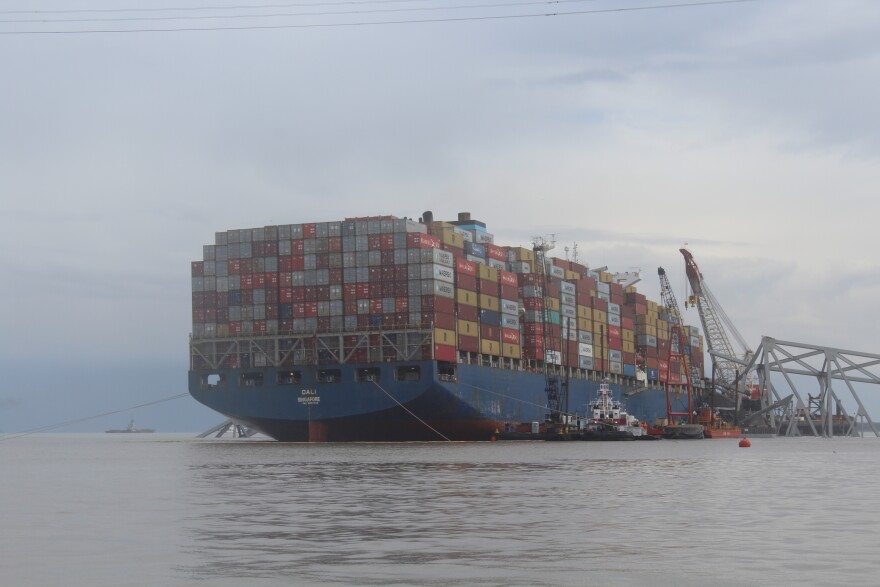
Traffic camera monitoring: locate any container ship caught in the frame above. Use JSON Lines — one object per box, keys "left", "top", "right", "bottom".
{"left": 188, "top": 212, "right": 705, "bottom": 441}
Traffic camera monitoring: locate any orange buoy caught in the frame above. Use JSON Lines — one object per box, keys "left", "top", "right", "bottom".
{"left": 739, "top": 438, "right": 751, "bottom": 448}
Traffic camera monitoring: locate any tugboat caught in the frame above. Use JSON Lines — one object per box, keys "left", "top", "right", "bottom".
{"left": 579, "top": 380, "right": 652, "bottom": 440}
{"left": 105, "top": 419, "right": 155, "bottom": 434}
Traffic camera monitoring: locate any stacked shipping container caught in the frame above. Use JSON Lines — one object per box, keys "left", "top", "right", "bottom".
{"left": 192, "top": 213, "right": 704, "bottom": 382}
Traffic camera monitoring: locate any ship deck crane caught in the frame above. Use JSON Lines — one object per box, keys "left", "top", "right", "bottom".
{"left": 680, "top": 248, "right": 754, "bottom": 403}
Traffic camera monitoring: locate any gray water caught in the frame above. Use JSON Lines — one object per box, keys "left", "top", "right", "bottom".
{"left": 2, "top": 435, "right": 878, "bottom": 586}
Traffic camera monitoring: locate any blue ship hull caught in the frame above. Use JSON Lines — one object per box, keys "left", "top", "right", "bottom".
{"left": 189, "top": 361, "right": 672, "bottom": 441}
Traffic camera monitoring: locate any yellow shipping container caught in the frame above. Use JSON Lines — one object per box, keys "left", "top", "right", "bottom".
{"left": 428, "top": 221, "right": 453, "bottom": 236}
{"left": 456, "top": 289, "right": 477, "bottom": 307}
{"left": 577, "top": 305, "right": 591, "bottom": 319}
{"left": 622, "top": 340, "right": 635, "bottom": 354}
{"left": 544, "top": 297, "right": 560, "bottom": 312}
{"left": 656, "top": 326, "right": 668, "bottom": 340}
{"left": 502, "top": 343, "right": 521, "bottom": 359}
{"left": 434, "top": 328, "right": 456, "bottom": 345}
{"left": 622, "top": 329, "right": 634, "bottom": 342}
{"left": 578, "top": 317, "right": 592, "bottom": 331}
{"left": 636, "top": 313, "right": 658, "bottom": 325}
{"left": 647, "top": 300, "right": 658, "bottom": 312}
{"left": 624, "top": 285, "right": 638, "bottom": 294}
{"left": 441, "top": 230, "right": 464, "bottom": 249}
{"left": 599, "top": 271, "right": 613, "bottom": 283}
{"left": 479, "top": 294, "right": 499, "bottom": 311}
{"left": 592, "top": 309, "right": 607, "bottom": 323}
{"left": 508, "top": 246, "right": 535, "bottom": 263}
{"left": 481, "top": 339, "right": 501, "bottom": 356}
{"left": 458, "top": 320, "right": 478, "bottom": 337}
{"left": 656, "top": 319, "right": 667, "bottom": 334}
{"left": 565, "top": 270, "right": 580, "bottom": 281}
{"left": 478, "top": 264, "right": 498, "bottom": 282}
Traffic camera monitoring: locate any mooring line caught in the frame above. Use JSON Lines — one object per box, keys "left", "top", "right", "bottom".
{"left": 0, "top": 392, "right": 191, "bottom": 442}
{"left": 371, "top": 380, "right": 452, "bottom": 441}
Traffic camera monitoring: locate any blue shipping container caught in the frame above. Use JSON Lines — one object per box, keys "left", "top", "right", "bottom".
{"left": 464, "top": 241, "right": 486, "bottom": 258}
{"left": 623, "top": 364, "right": 636, "bottom": 377}
{"left": 647, "top": 368, "right": 659, "bottom": 381}
{"left": 479, "top": 309, "right": 501, "bottom": 327}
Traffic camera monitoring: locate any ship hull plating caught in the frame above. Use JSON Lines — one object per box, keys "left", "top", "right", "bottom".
{"left": 189, "top": 360, "right": 670, "bottom": 442}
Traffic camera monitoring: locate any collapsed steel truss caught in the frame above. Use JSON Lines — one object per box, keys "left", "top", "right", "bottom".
{"left": 728, "top": 337, "right": 879, "bottom": 437}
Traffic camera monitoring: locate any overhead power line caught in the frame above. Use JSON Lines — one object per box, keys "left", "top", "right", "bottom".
{"left": 1, "top": 0, "right": 601, "bottom": 25}
{"left": 0, "top": 0, "right": 759, "bottom": 35}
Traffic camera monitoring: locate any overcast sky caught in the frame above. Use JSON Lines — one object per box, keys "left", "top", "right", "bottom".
{"left": 3, "top": 0, "right": 880, "bottom": 431}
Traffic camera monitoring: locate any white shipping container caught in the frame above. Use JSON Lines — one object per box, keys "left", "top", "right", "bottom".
{"left": 473, "top": 231, "right": 494, "bottom": 244}
{"left": 610, "top": 361, "right": 623, "bottom": 374}
{"left": 607, "top": 302, "right": 620, "bottom": 315}
{"left": 510, "top": 261, "right": 531, "bottom": 274}
{"left": 609, "top": 349, "right": 622, "bottom": 362}
{"left": 578, "top": 356, "right": 594, "bottom": 370}
{"left": 501, "top": 314, "right": 519, "bottom": 329}
{"left": 500, "top": 299, "right": 519, "bottom": 315}
{"left": 596, "top": 281, "right": 610, "bottom": 294}
{"left": 432, "top": 264, "right": 455, "bottom": 284}
{"left": 453, "top": 226, "right": 473, "bottom": 242}
{"left": 488, "top": 259, "right": 506, "bottom": 271}
{"left": 560, "top": 281, "right": 576, "bottom": 295}
{"left": 560, "top": 304, "right": 577, "bottom": 319}
{"left": 432, "top": 248, "right": 455, "bottom": 267}
{"left": 578, "top": 343, "right": 593, "bottom": 357}
{"left": 549, "top": 266, "right": 566, "bottom": 279}
{"left": 578, "top": 331, "right": 593, "bottom": 344}
{"left": 545, "top": 350, "right": 562, "bottom": 365}
{"left": 433, "top": 281, "right": 455, "bottom": 299}
{"left": 607, "top": 313, "right": 621, "bottom": 327}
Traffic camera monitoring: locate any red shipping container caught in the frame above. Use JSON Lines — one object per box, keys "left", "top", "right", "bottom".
{"left": 329, "top": 237, "right": 342, "bottom": 253}
{"left": 240, "top": 290, "right": 254, "bottom": 305}
{"left": 227, "top": 259, "right": 241, "bottom": 275}
{"left": 623, "top": 352, "right": 635, "bottom": 364}
{"left": 500, "top": 285, "right": 518, "bottom": 299}
{"left": 621, "top": 316, "right": 634, "bottom": 330}
{"left": 380, "top": 234, "right": 394, "bottom": 250}
{"left": 457, "top": 274, "right": 477, "bottom": 291}
{"left": 240, "top": 259, "right": 254, "bottom": 274}
{"left": 607, "top": 336, "right": 622, "bottom": 351}
{"left": 456, "top": 258, "right": 477, "bottom": 276}
{"left": 280, "top": 288, "right": 293, "bottom": 303}
{"left": 523, "top": 298, "right": 544, "bottom": 311}
{"left": 523, "top": 323, "right": 544, "bottom": 336}
{"left": 608, "top": 325, "right": 621, "bottom": 338}
{"left": 485, "top": 244, "right": 506, "bottom": 262}
{"left": 407, "top": 233, "right": 441, "bottom": 249}
{"left": 303, "top": 223, "right": 316, "bottom": 238}
{"left": 305, "top": 302, "right": 319, "bottom": 317}
{"left": 478, "top": 280, "right": 499, "bottom": 297}
{"left": 434, "top": 344, "right": 456, "bottom": 362}
{"left": 330, "top": 268, "right": 343, "bottom": 283}
{"left": 457, "top": 304, "right": 478, "bottom": 322}
{"left": 265, "top": 273, "right": 279, "bottom": 288}
{"left": 458, "top": 335, "right": 480, "bottom": 353}
{"left": 519, "top": 273, "right": 543, "bottom": 286}
{"left": 501, "top": 328, "right": 519, "bottom": 344}
{"left": 240, "top": 274, "right": 254, "bottom": 289}
{"left": 291, "top": 240, "right": 305, "bottom": 254}
{"left": 498, "top": 270, "right": 517, "bottom": 287}
{"left": 192, "top": 262, "right": 204, "bottom": 277}
{"left": 229, "top": 321, "right": 241, "bottom": 335}
{"left": 254, "top": 320, "right": 267, "bottom": 335}
{"left": 395, "top": 266, "right": 408, "bottom": 281}
{"left": 395, "top": 297, "right": 409, "bottom": 312}
{"left": 432, "top": 311, "right": 456, "bottom": 330}
{"left": 480, "top": 324, "right": 499, "bottom": 341}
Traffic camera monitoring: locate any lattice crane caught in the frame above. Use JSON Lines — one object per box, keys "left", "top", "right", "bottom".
{"left": 658, "top": 266, "right": 695, "bottom": 423}
{"left": 533, "top": 236, "right": 568, "bottom": 424}
{"left": 680, "top": 248, "right": 753, "bottom": 400}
